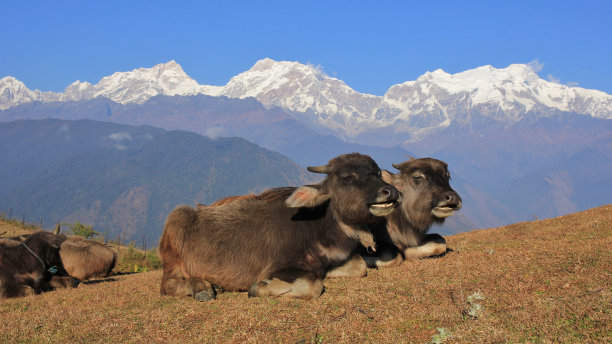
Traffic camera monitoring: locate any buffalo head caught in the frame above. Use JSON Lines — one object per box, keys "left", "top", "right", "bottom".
{"left": 385, "top": 158, "right": 462, "bottom": 227}
{"left": 285, "top": 153, "right": 401, "bottom": 223}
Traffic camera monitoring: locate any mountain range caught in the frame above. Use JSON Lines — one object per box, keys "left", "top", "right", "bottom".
{"left": 1, "top": 58, "right": 611, "bottom": 238}
{"left": 3, "top": 58, "right": 611, "bottom": 141}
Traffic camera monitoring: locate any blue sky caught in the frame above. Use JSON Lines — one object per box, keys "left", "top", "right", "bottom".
{"left": 2, "top": 0, "right": 611, "bottom": 96}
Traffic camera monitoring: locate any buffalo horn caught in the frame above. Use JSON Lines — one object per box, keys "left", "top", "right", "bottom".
{"left": 307, "top": 165, "right": 330, "bottom": 174}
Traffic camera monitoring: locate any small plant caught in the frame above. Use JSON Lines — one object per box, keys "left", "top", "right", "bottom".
{"left": 116, "top": 242, "right": 162, "bottom": 273}
{"left": 65, "top": 221, "right": 100, "bottom": 239}
{"left": 133, "top": 264, "right": 148, "bottom": 273}
{"left": 430, "top": 327, "right": 452, "bottom": 344}
{"left": 464, "top": 291, "right": 485, "bottom": 319}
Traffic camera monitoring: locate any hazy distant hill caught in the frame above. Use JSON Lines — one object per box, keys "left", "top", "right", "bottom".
{"left": 0, "top": 95, "right": 414, "bottom": 170}
{"left": 0, "top": 119, "right": 314, "bottom": 243}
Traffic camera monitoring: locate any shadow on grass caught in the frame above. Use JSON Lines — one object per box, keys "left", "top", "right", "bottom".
{"left": 420, "top": 247, "right": 454, "bottom": 260}
{"left": 79, "top": 277, "right": 119, "bottom": 286}
{"left": 78, "top": 270, "right": 144, "bottom": 285}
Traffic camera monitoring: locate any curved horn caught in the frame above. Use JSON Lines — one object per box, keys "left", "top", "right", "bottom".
{"left": 403, "top": 154, "right": 416, "bottom": 161}
{"left": 54, "top": 223, "right": 61, "bottom": 235}
{"left": 307, "top": 164, "right": 330, "bottom": 174}
{"left": 392, "top": 163, "right": 401, "bottom": 170}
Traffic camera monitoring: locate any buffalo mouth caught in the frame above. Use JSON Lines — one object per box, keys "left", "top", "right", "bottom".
{"left": 369, "top": 201, "right": 398, "bottom": 216}
{"left": 431, "top": 202, "right": 461, "bottom": 219}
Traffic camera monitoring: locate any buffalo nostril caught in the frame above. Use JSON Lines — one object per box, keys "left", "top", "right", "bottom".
{"left": 380, "top": 186, "right": 398, "bottom": 200}
{"left": 441, "top": 192, "right": 460, "bottom": 206}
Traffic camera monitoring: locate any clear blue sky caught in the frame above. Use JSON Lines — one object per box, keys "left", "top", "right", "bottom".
{"left": 2, "top": 0, "right": 611, "bottom": 96}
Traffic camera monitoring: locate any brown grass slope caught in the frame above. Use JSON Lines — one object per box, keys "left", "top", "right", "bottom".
{"left": 1, "top": 205, "right": 610, "bottom": 343}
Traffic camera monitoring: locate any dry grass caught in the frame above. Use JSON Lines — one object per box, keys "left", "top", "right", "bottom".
{"left": 0, "top": 218, "right": 40, "bottom": 237}
{"left": 1, "top": 205, "right": 611, "bottom": 343}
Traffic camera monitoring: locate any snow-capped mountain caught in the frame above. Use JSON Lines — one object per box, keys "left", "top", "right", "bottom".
{"left": 2, "top": 59, "right": 612, "bottom": 140}
{"left": 0, "top": 77, "right": 62, "bottom": 109}
{"left": 217, "top": 58, "right": 381, "bottom": 134}
{"left": 374, "top": 64, "right": 612, "bottom": 140}
{"left": 217, "top": 60, "right": 612, "bottom": 139}
{"left": 0, "top": 61, "right": 222, "bottom": 109}
{"left": 62, "top": 60, "right": 223, "bottom": 104}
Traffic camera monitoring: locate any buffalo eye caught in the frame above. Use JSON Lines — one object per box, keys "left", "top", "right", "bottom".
{"left": 340, "top": 173, "right": 357, "bottom": 184}
{"left": 412, "top": 173, "right": 425, "bottom": 184}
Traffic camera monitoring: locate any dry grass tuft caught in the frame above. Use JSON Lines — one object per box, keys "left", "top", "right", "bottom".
{"left": 1, "top": 205, "right": 611, "bottom": 343}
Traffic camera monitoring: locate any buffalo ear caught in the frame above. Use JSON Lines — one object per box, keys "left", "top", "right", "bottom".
{"left": 382, "top": 169, "right": 404, "bottom": 189}
{"left": 285, "top": 185, "right": 331, "bottom": 208}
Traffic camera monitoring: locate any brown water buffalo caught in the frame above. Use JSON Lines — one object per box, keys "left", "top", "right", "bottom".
{"left": 0, "top": 231, "right": 76, "bottom": 298}
{"left": 363, "top": 158, "right": 462, "bottom": 267}
{"left": 196, "top": 196, "right": 374, "bottom": 280}
{"left": 57, "top": 236, "right": 118, "bottom": 281}
{"left": 159, "top": 153, "right": 400, "bottom": 301}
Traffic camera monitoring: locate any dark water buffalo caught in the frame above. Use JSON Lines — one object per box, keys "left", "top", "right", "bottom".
{"left": 159, "top": 153, "right": 400, "bottom": 301}
{"left": 363, "top": 158, "right": 462, "bottom": 267}
{"left": 0, "top": 231, "right": 76, "bottom": 298}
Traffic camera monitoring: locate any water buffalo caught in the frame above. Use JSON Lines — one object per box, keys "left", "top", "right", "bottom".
{"left": 57, "top": 235, "right": 117, "bottom": 281}
{"left": 6, "top": 227, "right": 118, "bottom": 281}
{"left": 0, "top": 231, "right": 76, "bottom": 298}
{"left": 159, "top": 153, "right": 400, "bottom": 301}
{"left": 363, "top": 158, "right": 462, "bottom": 267}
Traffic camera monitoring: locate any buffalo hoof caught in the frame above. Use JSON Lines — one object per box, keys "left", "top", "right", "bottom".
{"left": 247, "top": 281, "right": 267, "bottom": 298}
{"left": 212, "top": 284, "right": 225, "bottom": 294}
{"left": 194, "top": 289, "right": 216, "bottom": 302}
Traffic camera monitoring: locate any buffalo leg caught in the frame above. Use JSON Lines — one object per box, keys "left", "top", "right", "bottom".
{"left": 248, "top": 270, "right": 324, "bottom": 300}
{"left": 190, "top": 277, "right": 216, "bottom": 302}
{"left": 326, "top": 254, "right": 367, "bottom": 278}
{"left": 160, "top": 267, "right": 192, "bottom": 297}
{"left": 1, "top": 284, "right": 36, "bottom": 298}
{"left": 46, "top": 275, "right": 79, "bottom": 290}
{"left": 403, "top": 233, "right": 447, "bottom": 260}
{"left": 362, "top": 246, "right": 403, "bottom": 268}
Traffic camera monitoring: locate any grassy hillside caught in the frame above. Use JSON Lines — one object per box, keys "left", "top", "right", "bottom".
{"left": 1, "top": 205, "right": 610, "bottom": 343}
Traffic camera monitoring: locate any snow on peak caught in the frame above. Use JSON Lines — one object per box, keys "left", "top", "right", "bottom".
{"left": 0, "top": 76, "right": 62, "bottom": 109}
{"left": 409, "top": 63, "right": 538, "bottom": 94}
{"left": 1, "top": 76, "right": 20, "bottom": 85}
{"left": 217, "top": 58, "right": 381, "bottom": 134}
{"left": 1, "top": 61, "right": 214, "bottom": 108}
{"left": 86, "top": 61, "right": 203, "bottom": 103}
{"left": 222, "top": 58, "right": 329, "bottom": 98}
{"left": 1, "top": 76, "right": 29, "bottom": 95}
{"left": 386, "top": 63, "right": 611, "bottom": 116}
{"left": 374, "top": 63, "right": 612, "bottom": 141}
